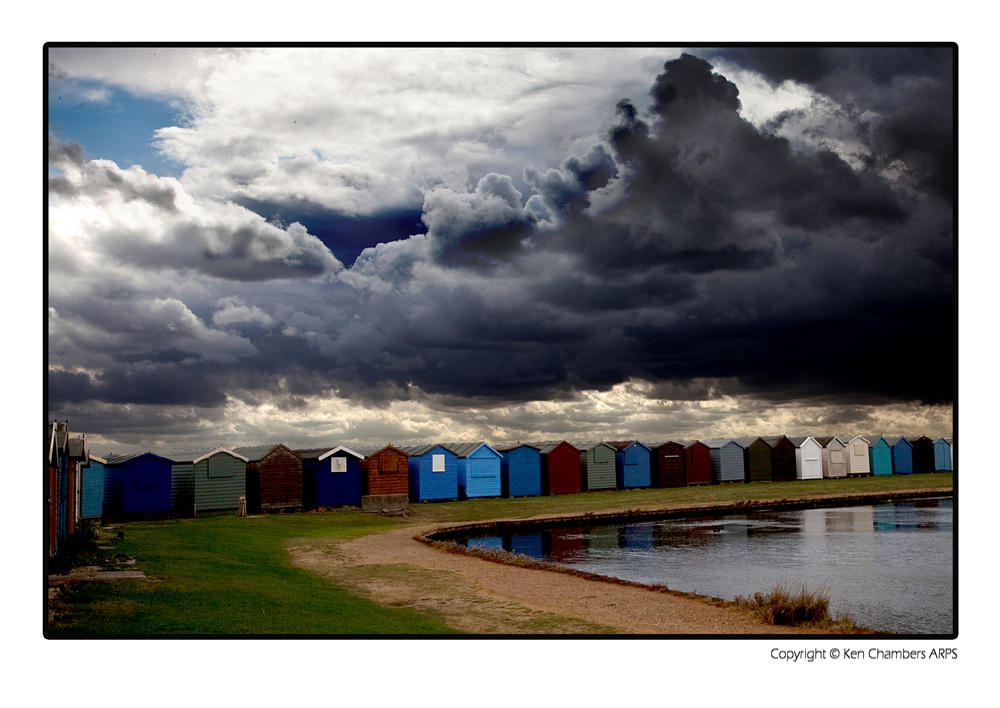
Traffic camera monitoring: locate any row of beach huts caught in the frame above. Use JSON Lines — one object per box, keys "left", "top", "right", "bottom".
{"left": 47, "top": 421, "right": 953, "bottom": 555}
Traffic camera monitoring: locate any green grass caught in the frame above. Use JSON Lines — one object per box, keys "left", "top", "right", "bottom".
{"left": 401, "top": 472, "right": 954, "bottom": 525}
{"left": 47, "top": 511, "right": 458, "bottom": 636}
{"left": 47, "top": 473, "right": 951, "bottom": 636}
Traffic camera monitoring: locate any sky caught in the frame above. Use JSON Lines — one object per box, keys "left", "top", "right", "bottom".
{"left": 45, "top": 45, "right": 956, "bottom": 455}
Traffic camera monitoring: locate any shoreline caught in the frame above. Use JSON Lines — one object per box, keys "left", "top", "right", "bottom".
{"left": 292, "top": 486, "right": 951, "bottom": 635}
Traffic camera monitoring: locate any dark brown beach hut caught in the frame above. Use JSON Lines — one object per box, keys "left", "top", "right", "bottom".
{"left": 358, "top": 445, "right": 411, "bottom": 496}
{"left": 910, "top": 436, "right": 936, "bottom": 474}
{"left": 648, "top": 441, "right": 687, "bottom": 487}
{"left": 234, "top": 444, "right": 303, "bottom": 513}
{"left": 763, "top": 435, "right": 797, "bottom": 482}
{"left": 740, "top": 437, "right": 773, "bottom": 482}
{"left": 683, "top": 440, "right": 712, "bottom": 485}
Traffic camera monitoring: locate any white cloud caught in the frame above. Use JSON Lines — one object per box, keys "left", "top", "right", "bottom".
{"left": 212, "top": 296, "right": 275, "bottom": 327}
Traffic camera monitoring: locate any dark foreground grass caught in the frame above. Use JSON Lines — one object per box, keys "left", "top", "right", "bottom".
{"left": 47, "top": 473, "right": 951, "bottom": 636}
{"left": 47, "top": 511, "right": 458, "bottom": 636}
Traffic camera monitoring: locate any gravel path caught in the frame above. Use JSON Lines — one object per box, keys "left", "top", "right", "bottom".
{"left": 289, "top": 523, "right": 812, "bottom": 635}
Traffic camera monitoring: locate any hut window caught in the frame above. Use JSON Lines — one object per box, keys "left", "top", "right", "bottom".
{"left": 854, "top": 443, "right": 865, "bottom": 456}
{"left": 330, "top": 457, "right": 347, "bottom": 473}
{"left": 432, "top": 454, "right": 445, "bottom": 472}
{"left": 831, "top": 451, "right": 843, "bottom": 464}
{"left": 207, "top": 455, "right": 233, "bottom": 478}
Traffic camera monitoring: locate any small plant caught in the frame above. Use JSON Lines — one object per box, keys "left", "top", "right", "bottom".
{"left": 735, "top": 582, "right": 831, "bottom": 626}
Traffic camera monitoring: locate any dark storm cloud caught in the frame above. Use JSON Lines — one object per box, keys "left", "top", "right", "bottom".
{"left": 706, "top": 46, "right": 954, "bottom": 198}
{"left": 50, "top": 49, "right": 954, "bottom": 432}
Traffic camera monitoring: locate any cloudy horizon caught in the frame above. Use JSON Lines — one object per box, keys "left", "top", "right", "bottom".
{"left": 46, "top": 46, "right": 955, "bottom": 457}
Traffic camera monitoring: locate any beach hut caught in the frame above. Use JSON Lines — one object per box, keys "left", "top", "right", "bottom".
{"left": 862, "top": 436, "right": 894, "bottom": 477}
{"left": 166, "top": 447, "right": 248, "bottom": 516}
{"left": 817, "top": 436, "right": 848, "bottom": 478}
{"left": 295, "top": 445, "right": 365, "bottom": 508}
{"left": 704, "top": 439, "right": 747, "bottom": 484}
{"left": 47, "top": 422, "right": 77, "bottom": 554}
{"left": 910, "top": 436, "right": 935, "bottom": 474}
{"left": 103, "top": 451, "right": 175, "bottom": 517}
{"left": 496, "top": 443, "right": 541, "bottom": 498}
{"left": 764, "top": 436, "right": 797, "bottom": 481}
{"left": 444, "top": 442, "right": 502, "bottom": 499}
{"left": 80, "top": 454, "right": 106, "bottom": 519}
{"left": 356, "top": 445, "right": 410, "bottom": 497}
{"left": 838, "top": 436, "right": 872, "bottom": 477}
{"left": 741, "top": 437, "right": 773, "bottom": 482}
{"left": 608, "top": 440, "right": 651, "bottom": 489}
{"left": 235, "top": 444, "right": 304, "bottom": 513}
{"left": 684, "top": 440, "right": 713, "bottom": 485}
{"left": 647, "top": 441, "right": 687, "bottom": 487}
{"left": 789, "top": 437, "right": 823, "bottom": 480}
{"left": 534, "top": 441, "right": 582, "bottom": 495}
{"left": 401, "top": 444, "right": 458, "bottom": 501}
{"left": 577, "top": 442, "right": 618, "bottom": 491}
{"left": 933, "top": 437, "right": 953, "bottom": 471}
{"left": 889, "top": 436, "right": 913, "bottom": 475}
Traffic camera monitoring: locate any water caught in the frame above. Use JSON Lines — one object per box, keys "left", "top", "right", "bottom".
{"left": 454, "top": 497, "right": 953, "bottom": 634}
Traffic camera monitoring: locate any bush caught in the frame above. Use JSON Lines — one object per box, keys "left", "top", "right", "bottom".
{"left": 736, "top": 582, "right": 831, "bottom": 626}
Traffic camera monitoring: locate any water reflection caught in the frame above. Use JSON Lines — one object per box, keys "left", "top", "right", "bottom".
{"left": 453, "top": 497, "right": 953, "bottom": 634}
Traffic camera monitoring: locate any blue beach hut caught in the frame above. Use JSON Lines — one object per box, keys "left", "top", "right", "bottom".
{"left": 862, "top": 436, "right": 894, "bottom": 476}
{"left": 890, "top": 436, "right": 913, "bottom": 475}
{"left": 933, "top": 438, "right": 952, "bottom": 471}
{"left": 496, "top": 443, "right": 542, "bottom": 497}
{"left": 444, "top": 442, "right": 502, "bottom": 499}
{"left": 401, "top": 444, "right": 458, "bottom": 501}
{"left": 295, "top": 445, "right": 365, "bottom": 508}
{"left": 80, "top": 454, "right": 106, "bottom": 519}
{"left": 609, "top": 440, "right": 651, "bottom": 489}
{"left": 104, "top": 451, "right": 176, "bottom": 517}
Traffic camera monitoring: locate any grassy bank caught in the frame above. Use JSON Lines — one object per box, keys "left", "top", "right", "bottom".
{"left": 46, "top": 473, "right": 952, "bottom": 636}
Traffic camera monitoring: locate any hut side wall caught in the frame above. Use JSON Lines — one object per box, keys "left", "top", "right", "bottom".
{"left": 870, "top": 440, "right": 893, "bottom": 476}
{"left": 171, "top": 463, "right": 196, "bottom": 516}
{"left": 933, "top": 440, "right": 952, "bottom": 471}
{"left": 361, "top": 448, "right": 410, "bottom": 496}
{"left": 616, "top": 445, "right": 651, "bottom": 489}
{"left": 254, "top": 447, "right": 303, "bottom": 510}
{"left": 500, "top": 446, "right": 541, "bottom": 497}
{"left": 821, "top": 440, "right": 847, "bottom": 478}
{"left": 747, "top": 440, "right": 773, "bottom": 482}
{"left": 845, "top": 438, "right": 872, "bottom": 476}
{"left": 772, "top": 439, "right": 797, "bottom": 482}
{"left": 581, "top": 445, "right": 616, "bottom": 490}
{"left": 80, "top": 460, "right": 105, "bottom": 518}
{"left": 891, "top": 441, "right": 913, "bottom": 475}
{"left": 685, "top": 443, "right": 712, "bottom": 485}
{"left": 193, "top": 453, "right": 246, "bottom": 513}
{"left": 315, "top": 454, "right": 361, "bottom": 506}
{"left": 459, "top": 447, "right": 501, "bottom": 498}
{"left": 911, "top": 438, "right": 935, "bottom": 474}
{"left": 711, "top": 443, "right": 747, "bottom": 483}
{"left": 541, "top": 444, "right": 581, "bottom": 495}
{"left": 794, "top": 440, "right": 823, "bottom": 480}
{"left": 651, "top": 443, "right": 686, "bottom": 487}
{"left": 409, "top": 448, "right": 458, "bottom": 501}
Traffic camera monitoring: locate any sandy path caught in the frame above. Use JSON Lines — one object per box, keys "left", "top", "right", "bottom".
{"left": 289, "top": 523, "right": 812, "bottom": 635}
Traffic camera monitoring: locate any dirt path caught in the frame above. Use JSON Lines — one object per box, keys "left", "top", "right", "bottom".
{"left": 288, "top": 523, "right": 813, "bottom": 635}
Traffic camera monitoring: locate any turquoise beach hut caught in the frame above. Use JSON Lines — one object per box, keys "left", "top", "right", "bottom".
{"left": 862, "top": 436, "right": 894, "bottom": 476}
{"left": 80, "top": 454, "right": 106, "bottom": 519}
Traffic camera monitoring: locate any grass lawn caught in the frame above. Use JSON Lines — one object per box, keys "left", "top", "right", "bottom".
{"left": 46, "top": 472, "right": 952, "bottom": 637}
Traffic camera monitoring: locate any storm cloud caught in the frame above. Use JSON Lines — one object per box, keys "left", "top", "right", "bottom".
{"left": 46, "top": 47, "right": 954, "bottom": 450}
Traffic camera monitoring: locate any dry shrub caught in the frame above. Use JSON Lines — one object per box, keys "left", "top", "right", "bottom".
{"left": 736, "top": 582, "right": 831, "bottom": 626}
